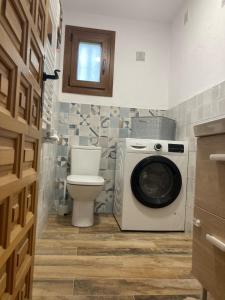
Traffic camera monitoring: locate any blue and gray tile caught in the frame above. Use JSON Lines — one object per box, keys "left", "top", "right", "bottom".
{"left": 57, "top": 101, "right": 166, "bottom": 213}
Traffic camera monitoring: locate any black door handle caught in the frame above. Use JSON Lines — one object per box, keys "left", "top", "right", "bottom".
{"left": 43, "top": 69, "right": 61, "bottom": 81}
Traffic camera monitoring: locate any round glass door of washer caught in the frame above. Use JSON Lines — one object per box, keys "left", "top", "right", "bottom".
{"left": 131, "top": 156, "right": 182, "bottom": 208}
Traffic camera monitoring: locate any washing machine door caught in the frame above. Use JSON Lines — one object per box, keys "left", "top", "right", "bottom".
{"left": 131, "top": 156, "right": 182, "bottom": 208}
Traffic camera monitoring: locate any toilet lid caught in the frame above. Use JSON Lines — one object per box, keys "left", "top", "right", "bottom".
{"left": 67, "top": 175, "right": 105, "bottom": 186}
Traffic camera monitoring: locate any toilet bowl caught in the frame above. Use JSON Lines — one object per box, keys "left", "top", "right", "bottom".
{"left": 66, "top": 145, "right": 104, "bottom": 227}
{"left": 67, "top": 175, "right": 104, "bottom": 227}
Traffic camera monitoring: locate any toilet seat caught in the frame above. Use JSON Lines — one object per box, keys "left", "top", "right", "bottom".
{"left": 67, "top": 175, "right": 104, "bottom": 186}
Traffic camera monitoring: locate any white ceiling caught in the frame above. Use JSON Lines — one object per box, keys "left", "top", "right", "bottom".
{"left": 62, "top": 0, "right": 186, "bottom": 23}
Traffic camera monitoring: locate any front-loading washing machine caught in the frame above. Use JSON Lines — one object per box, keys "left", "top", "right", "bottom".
{"left": 113, "top": 138, "right": 188, "bottom": 231}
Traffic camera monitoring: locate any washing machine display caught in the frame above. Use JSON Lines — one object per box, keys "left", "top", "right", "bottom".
{"left": 131, "top": 156, "right": 182, "bottom": 209}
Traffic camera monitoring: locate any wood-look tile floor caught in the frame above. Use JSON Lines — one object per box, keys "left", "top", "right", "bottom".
{"left": 33, "top": 214, "right": 202, "bottom": 300}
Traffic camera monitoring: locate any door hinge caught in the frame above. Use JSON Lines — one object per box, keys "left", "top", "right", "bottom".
{"left": 70, "top": 33, "right": 73, "bottom": 42}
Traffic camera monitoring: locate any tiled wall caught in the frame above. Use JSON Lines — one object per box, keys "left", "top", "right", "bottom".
{"left": 36, "top": 0, "right": 61, "bottom": 236}
{"left": 56, "top": 103, "right": 166, "bottom": 213}
{"left": 167, "top": 80, "right": 225, "bottom": 231}
{"left": 37, "top": 80, "right": 61, "bottom": 236}
{"left": 37, "top": 143, "right": 57, "bottom": 236}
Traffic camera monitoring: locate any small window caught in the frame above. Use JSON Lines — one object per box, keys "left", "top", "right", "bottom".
{"left": 63, "top": 26, "right": 116, "bottom": 97}
{"left": 77, "top": 42, "right": 102, "bottom": 82}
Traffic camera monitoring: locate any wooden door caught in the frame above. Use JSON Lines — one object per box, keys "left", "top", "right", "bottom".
{"left": 0, "top": 0, "right": 48, "bottom": 299}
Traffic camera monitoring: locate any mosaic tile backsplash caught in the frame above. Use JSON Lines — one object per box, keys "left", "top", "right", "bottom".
{"left": 56, "top": 103, "right": 166, "bottom": 213}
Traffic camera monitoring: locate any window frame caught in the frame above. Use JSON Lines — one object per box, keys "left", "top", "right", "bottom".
{"left": 63, "top": 25, "right": 116, "bottom": 97}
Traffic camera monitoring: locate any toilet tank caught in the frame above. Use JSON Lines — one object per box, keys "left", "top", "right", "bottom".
{"left": 71, "top": 145, "right": 102, "bottom": 176}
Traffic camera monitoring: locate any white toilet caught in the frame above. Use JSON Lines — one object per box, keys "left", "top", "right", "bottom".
{"left": 67, "top": 145, "right": 105, "bottom": 227}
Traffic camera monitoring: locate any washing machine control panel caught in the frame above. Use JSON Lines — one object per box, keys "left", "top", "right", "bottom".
{"left": 125, "top": 139, "right": 187, "bottom": 155}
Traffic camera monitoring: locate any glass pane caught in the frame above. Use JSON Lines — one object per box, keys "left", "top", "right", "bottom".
{"left": 77, "top": 42, "right": 102, "bottom": 82}
{"left": 139, "top": 163, "right": 174, "bottom": 198}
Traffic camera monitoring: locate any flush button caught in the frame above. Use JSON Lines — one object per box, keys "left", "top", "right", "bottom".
{"left": 154, "top": 143, "right": 162, "bottom": 151}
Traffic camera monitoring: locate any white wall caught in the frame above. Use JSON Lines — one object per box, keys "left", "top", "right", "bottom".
{"left": 170, "top": 0, "right": 225, "bottom": 107}
{"left": 59, "top": 11, "right": 170, "bottom": 109}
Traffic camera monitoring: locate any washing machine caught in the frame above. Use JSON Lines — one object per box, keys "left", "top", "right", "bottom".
{"left": 113, "top": 138, "right": 188, "bottom": 231}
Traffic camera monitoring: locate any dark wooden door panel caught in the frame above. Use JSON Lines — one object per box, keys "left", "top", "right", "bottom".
{"left": 0, "top": 0, "right": 48, "bottom": 298}
{"left": 0, "top": 0, "right": 28, "bottom": 61}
